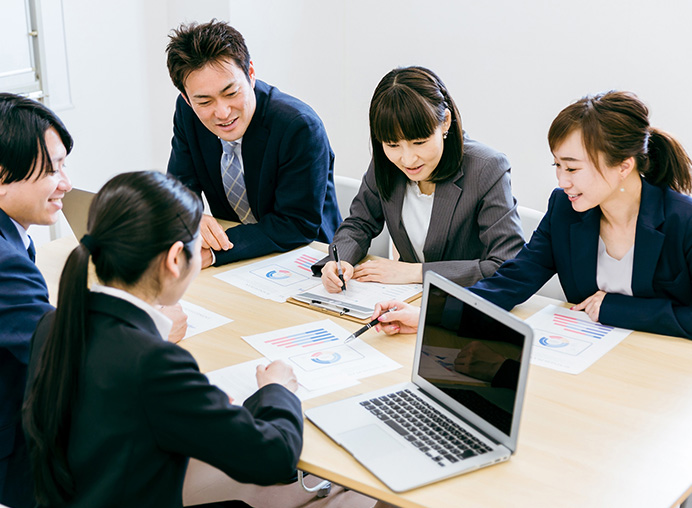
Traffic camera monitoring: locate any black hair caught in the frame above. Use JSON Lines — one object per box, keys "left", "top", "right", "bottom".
{"left": 369, "top": 66, "right": 464, "bottom": 200}
{"left": 0, "top": 93, "right": 73, "bottom": 183}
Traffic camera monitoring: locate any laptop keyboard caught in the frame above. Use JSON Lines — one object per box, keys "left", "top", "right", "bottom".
{"left": 360, "top": 389, "right": 492, "bottom": 467}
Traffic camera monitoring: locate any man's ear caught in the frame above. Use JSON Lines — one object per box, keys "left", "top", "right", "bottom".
{"left": 163, "top": 241, "right": 185, "bottom": 279}
{"left": 181, "top": 92, "right": 192, "bottom": 108}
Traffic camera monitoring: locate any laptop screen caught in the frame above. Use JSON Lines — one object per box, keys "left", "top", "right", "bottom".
{"left": 416, "top": 284, "right": 525, "bottom": 436}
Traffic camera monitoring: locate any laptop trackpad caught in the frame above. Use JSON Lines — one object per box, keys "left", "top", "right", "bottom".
{"left": 338, "top": 424, "right": 404, "bottom": 459}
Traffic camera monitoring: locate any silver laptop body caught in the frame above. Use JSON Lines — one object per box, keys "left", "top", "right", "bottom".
{"left": 305, "top": 271, "right": 533, "bottom": 492}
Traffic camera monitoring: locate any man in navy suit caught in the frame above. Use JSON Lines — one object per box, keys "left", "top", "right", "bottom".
{"left": 166, "top": 20, "right": 341, "bottom": 267}
{"left": 0, "top": 93, "right": 73, "bottom": 508}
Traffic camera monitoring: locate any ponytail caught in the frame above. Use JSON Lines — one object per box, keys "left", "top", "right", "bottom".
{"left": 643, "top": 127, "right": 692, "bottom": 194}
{"left": 22, "top": 242, "right": 92, "bottom": 505}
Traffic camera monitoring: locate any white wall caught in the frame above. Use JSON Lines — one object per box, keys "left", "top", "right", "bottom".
{"left": 34, "top": 0, "right": 692, "bottom": 228}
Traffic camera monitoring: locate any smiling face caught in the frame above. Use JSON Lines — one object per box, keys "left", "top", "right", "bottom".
{"left": 382, "top": 126, "right": 447, "bottom": 184}
{"left": 552, "top": 129, "right": 630, "bottom": 212}
{"left": 0, "top": 127, "right": 71, "bottom": 229}
{"left": 183, "top": 59, "right": 257, "bottom": 142}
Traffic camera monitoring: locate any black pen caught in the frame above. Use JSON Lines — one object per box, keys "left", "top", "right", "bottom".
{"left": 332, "top": 244, "right": 346, "bottom": 291}
{"left": 344, "top": 307, "right": 397, "bottom": 343}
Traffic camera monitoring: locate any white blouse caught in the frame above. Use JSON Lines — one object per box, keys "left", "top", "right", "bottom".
{"left": 401, "top": 181, "right": 435, "bottom": 263}
{"left": 596, "top": 236, "right": 634, "bottom": 296}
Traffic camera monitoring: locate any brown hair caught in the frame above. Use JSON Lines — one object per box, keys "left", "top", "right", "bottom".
{"left": 369, "top": 66, "right": 464, "bottom": 201}
{"left": 166, "top": 19, "right": 251, "bottom": 96}
{"left": 548, "top": 90, "right": 692, "bottom": 193}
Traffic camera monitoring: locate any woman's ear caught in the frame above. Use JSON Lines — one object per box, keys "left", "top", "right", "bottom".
{"left": 443, "top": 109, "right": 452, "bottom": 133}
{"left": 619, "top": 156, "right": 636, "bottom": 179}
{"left": 163, "top": 241, "right": 186, "bottom": 279}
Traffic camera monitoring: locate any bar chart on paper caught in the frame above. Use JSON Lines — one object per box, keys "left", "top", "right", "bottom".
{"left": 242, "top": 319, "right": 401, "bottom": 381}
{"left": 525, "top": 305, "right": 631, "bottom": 374}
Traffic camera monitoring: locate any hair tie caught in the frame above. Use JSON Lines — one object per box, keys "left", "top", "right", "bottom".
{"left": 80, "top": 234, "right": 99, "bottom": 255}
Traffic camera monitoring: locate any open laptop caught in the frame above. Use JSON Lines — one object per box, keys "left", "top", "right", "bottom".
{"left": 61, "top": 188, "right": 95, "bottom": 239}
{"left": 305, "top": 271, "right": 533, "bottom": 492}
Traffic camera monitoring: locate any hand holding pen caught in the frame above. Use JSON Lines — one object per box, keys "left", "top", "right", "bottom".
{"left": 344, "top": 307, "right": 397, "bottom": 343}
{"left": 332, "top": 244, "right": 347, "bottom": 292}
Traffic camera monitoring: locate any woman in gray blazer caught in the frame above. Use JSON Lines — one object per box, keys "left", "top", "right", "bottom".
{"left": 318, "top": 66, "right": 524, "bottom": 290}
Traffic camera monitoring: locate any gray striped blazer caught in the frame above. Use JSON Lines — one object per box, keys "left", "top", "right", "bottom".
{"left": 313, "top": 135, "right": 525, "bottom": 286}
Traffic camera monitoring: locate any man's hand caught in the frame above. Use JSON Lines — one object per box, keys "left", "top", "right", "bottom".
{"left": 200, "top": 214, "right": 233, "bottom": 251}
{"left": 160, "top": 303, "right": 188, "bottom": 343}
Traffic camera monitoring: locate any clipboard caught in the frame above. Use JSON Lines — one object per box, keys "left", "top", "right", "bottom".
{"left": 288, "top": 280, "right": 423, "bottom": 323}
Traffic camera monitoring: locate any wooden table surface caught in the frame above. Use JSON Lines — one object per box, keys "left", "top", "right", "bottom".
{"left": 37, "top": 237, "right": 692, "bottom": 508}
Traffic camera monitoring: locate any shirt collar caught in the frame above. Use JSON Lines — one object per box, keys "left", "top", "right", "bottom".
{"left": 220, "top": 136, "right": 243, "bottom": 154}
{"left": 9, "top": 218, "right": 31, "bottom": 250}
{"left": 91, "top": 284, "right": 173, "bottom": 340}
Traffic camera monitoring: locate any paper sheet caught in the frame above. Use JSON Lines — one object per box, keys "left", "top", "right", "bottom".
{"left": 180, "top": 300, "right": 233, "bottom": 340}
{"left": 213, "top": 246, "right": 324, "bottom": 302}
{"left": 242, "top": 319, "right": 402, "bottom": 385}
{"left": 293, "top": 279, "right": 422, "bottom": 318}
{"left": 525, "top": 305, "right": 632, "bottom": 374}
{"left": 205, "top": 357, "right": 359, "bottom": 405}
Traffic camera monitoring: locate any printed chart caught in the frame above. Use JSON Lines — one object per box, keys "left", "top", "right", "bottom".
{"left": 525, "top": 305, "right": 631, "bottom": 374}
{"left": 214, "top": 246, "right": 324, "bottom": 302}
{"left": 243, "top": 319, "right": 401, "bottom": 386}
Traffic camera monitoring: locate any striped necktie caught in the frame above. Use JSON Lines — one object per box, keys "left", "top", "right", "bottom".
{"left": 220, "top": 140, "right": 257, "bottom": 224}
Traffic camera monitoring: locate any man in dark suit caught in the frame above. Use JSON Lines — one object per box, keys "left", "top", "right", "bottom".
{"left": 166, "top": 20, "right": 341, "bottom": 268}
{"left": 0, "top": 93, "right": 73, "bottom": 508}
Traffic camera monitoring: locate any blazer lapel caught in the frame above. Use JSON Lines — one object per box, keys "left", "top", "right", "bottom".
{"left": 383, "top": 177, "right": 418, "bottom": 261}
{"left": 570, "top": 207, "right": 601, "bottom": 298}
{"left": 631, "top": 181, "right": 665, "bottom": 296}
{"left": 423, "top": 174, "right": 463, "bottom": 262}
{"left": 238, "top": 81, "right": 270, "bottom": 215}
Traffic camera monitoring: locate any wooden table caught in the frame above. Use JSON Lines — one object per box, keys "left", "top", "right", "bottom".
{"left": 37, "top": 238, "right": 692, "bottom": 508}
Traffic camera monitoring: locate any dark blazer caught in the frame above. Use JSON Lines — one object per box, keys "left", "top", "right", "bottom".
{"left": 26, "top": 293, "right": 303, "bottom": 507}
{"left": 0, "top": 208, "right": 52, "bottom": 508}
{"left": 168, "top": 80, "right": 341, "bottom": 265}
{"left": 313, "top": 136, "right": 525, "bottom": 286}
{"left": 471, "top": 179, "right": 692, "bottom": 339}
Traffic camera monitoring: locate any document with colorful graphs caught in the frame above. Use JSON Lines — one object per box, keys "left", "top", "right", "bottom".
{"left": 213, "top": 246, "right": 323, "bottom": 302}
{"left": 242, "top": 319, "right": 401, "bottom": 387}
{"left": 524, "top": 305, "right": 632, "bottom": 374}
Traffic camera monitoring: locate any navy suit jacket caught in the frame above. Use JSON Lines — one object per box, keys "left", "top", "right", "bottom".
{"left": 0, "top": 209, "right": 52, "bottom": 507}
{"left": 26, "top": 293, "right": 303, "bottom": 507}
{"left": 471, "top": 179, "right": 692, "bottom": 339}
{"left": 168, "top": 80, "right": 341, "bottom": 265}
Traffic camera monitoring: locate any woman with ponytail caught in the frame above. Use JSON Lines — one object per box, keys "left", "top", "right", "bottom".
{"left": 316, "top": 66, "right": 524, "bottom": 289}
{"left": 23, "top": 171, "right": 303, "bottom": 507}
{"left": 377, "top": 91, "right": 692, "bottom": 341}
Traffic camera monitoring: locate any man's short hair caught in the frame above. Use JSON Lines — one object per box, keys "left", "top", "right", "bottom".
{"left": 0, "top": 93, "right": 73, "bottom": 184}
{"left": 166, "top": 19, "right": 251, "bottom": 96}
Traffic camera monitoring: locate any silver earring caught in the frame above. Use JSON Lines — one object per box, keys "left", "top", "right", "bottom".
{"left": 443, "top": 131, "right": 448, "bottom": 139}
{"left": 620, "top": 187, "right": 625, "bottom": 192}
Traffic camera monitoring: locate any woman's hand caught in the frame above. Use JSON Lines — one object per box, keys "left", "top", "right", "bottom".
{"left": 321, "top": 260, "right": 355, "bottom": 293}
{"left": 371, "top": 300, "right": 421, "bottom": 335}
{"left": 256, "top": 360, "right": 298, "bottom": 393}
{"left": 571, "top": 290, "right": 606, "bottom": 322}
{"left": 353, "top": 259, "right": 422, "bottom": 284}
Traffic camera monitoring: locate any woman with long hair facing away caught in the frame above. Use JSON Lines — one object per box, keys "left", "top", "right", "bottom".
{"left": 375, "top": 91, "right": 692, "bottom": 341}
{"left": 316, "top": 66, "right": 524, "bottom": 290}
{"left": 23, "top": 171, "right": 302, "bottom": 507}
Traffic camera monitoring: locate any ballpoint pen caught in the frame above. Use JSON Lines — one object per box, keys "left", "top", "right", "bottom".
{"left": 344, "top": 307, "right": 397, "bottom": 343}
{"left": 332, "top": 244, "right": 346, "bottom": 291}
